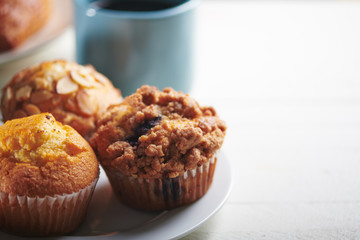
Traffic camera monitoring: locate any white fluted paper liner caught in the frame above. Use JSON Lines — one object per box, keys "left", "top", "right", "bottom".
{"left": 104, "top": 155, "right": 218, "bottom": 211}
{"left": 0, "top": 177, "right": 98, "bottom": 236}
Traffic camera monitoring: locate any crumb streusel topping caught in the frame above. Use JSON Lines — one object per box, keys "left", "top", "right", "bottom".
{"left": 91, "top": 85, "right": 226, "bottom": 178}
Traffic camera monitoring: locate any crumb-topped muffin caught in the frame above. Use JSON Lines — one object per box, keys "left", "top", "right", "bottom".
{"left": 91, "top": 85, "right": 226, "bottom": 211}
{"left": 0, "top": 113, "right": 99, "bottom": 236}
{"left": 1, "top": 60, "right": 122, "bottom": 139}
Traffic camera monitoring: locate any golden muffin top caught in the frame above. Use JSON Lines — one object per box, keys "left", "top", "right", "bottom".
{"left": 91, "top": 85, "right": 226, "bottom": 179}
{"left": 0, "top": 113, "right": 99, "bottom": 197}
{"left": 1, "top": 59, "right": 122, "bottom": 139}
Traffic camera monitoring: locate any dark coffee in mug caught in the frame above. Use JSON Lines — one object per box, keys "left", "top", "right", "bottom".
{"left": 94, "top": 0, "right": 183, "bottom": 12}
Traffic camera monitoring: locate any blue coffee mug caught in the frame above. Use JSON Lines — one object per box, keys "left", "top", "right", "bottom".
{"left": 74, "top": 0, "right": 199, "bottom": 96}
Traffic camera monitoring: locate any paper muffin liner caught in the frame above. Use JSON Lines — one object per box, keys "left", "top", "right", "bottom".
{"left": 104, "top": 156, "right": 218, "bottom": 211}
{"left": 0, "top": 178, "right": 98, "bottom": 237}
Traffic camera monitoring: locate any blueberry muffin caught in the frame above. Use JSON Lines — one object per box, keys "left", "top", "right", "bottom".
{"left": 90, "top": 85, "right": 226, "bottom": 211}
{"left": 1, "top": 60, "right": 122, "bottom": 139}
{"left": 0, "top": 113, "right": 99, "bottom": 236}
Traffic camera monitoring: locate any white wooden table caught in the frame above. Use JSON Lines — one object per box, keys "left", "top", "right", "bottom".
{"left": 1, "top": 1, "right": 360, "bottom": 239}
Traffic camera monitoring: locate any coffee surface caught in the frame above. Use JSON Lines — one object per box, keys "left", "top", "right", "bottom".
{"left": 95, "top": 0, "right": 177, "bottom": 11}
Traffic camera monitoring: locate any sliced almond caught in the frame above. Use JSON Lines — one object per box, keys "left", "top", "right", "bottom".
{"left": 13, "top": 110, "right": 27, "bottom": 119}
{"left": 93, "top": 72, "right": 109, "bottom": 85}
{"left": 30, "top": 90, "right": 53, "bottom": 104}
{"left": 52, "top": 62, "right": 65, "bottom": 73}
{"left": 87, "top": 75, "right": 102, "bottom": 88}
{"left": 33, "top": 77, "right": 50, "bottom": 90}
{"left": 3, "top": 87, "right": 13, "bottom": 109}
{"left": 24, "top": 104, "right": 41, "bottom": 115}
{"left": 4, "top": 87, "right": 13, "bottom": 101}
{"left": 56, "top": 75, "right": 79, "bottom": 94}
{"left": 70, "top": 70, "right": 92, "bottom": 88}
{"left": 80, "top": 65, "right": 99, "bottom": 78}
{"left": 43, "top": 64, "right": 64, "bottom": 81}
{"left": 81, "top": 66, "right": 102, "bottom": 85}
{"left": 76, "top": 89, "right": 98, "bottom": 116}
{"left": 15, "top": 85, "right": 32, "bottom": 101}
{"left": 2, "top": 87, "right": 15, "bottom": 118}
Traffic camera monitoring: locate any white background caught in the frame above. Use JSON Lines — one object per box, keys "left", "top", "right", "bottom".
{"left": 189, "top": 1, "right": 360, "bottom": 239}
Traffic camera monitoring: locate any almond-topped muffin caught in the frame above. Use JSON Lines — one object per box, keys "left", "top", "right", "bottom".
{"left": 91, "top": 85, "right": 226, "bottom": 211}
{"left": 0, "top": 113, "right": 99, "bottom": 236}
{"left": 0, "top": 60, "right": 122, "bottom": 139}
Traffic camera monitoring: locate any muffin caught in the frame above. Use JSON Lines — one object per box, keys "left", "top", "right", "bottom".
{"left": 1, "top": 59, "right": 122, "bottom": 139}
{"left": 0, "top": 0, "right": 52, "bottom": 52}
{"left": 0, "top": 113, "right": 99, "bottom": 236}
{"left": 90, "top": 85, "right": 226, "bottom": 211}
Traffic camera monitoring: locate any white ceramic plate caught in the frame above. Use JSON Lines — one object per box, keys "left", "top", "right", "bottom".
{"left": 0, "top": 152, "right": 232, "bottom": 240}
{"left": 0, "top": 0, "right": 72, "bottom": 65}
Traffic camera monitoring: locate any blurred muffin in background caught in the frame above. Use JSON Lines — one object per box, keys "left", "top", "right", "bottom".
{"left": 1, "top": 59, "right": 122, "bottom": 139}
{"left": 0, "top": 0, "right": 52, "bottom": 52}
